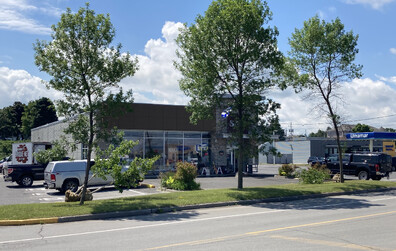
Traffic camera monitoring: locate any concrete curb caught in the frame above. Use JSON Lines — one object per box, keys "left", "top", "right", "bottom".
{"left": 139, "top": 183, "right": 155, "bottom": 188}
{"left": 1, "top": 187, "right": 395, "bottom": 226}
{"left": 0, "top": 217, "right": 59, "bottom": 226}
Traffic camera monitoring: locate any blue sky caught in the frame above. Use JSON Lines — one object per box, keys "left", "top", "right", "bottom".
{"left": 1, "top": 0, "right": 396, "bottom": 135}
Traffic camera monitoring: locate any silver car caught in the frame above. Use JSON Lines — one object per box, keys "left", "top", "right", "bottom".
{"left": 43, "top": 160, "right": 112, "bottom": 193}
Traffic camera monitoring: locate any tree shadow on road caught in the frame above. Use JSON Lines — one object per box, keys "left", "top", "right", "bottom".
{"left": 250, "top": 196, "right": 383, "bottom": 211}
{"left": 224, "top": 185, "right": 392, "bottom": 211}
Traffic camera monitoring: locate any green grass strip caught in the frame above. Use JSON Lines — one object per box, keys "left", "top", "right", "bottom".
{"left": 1, "top": 180, "right": 396, "bottom": 220}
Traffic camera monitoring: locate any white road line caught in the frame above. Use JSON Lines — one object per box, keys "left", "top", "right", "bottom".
{"left": 127, "top": 190, "right": 146, "bottom": 195}
{"left": 0, "top": 209, "right": 287, "bottom": 245}
{"left": 2, "top": 195, "right": 396, "bottom": 245}
{"left": 39, "top": 198, "right": 64, "bottom": 201}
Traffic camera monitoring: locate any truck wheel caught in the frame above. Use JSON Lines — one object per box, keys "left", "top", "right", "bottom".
{"left": 62, "top": 179, "right": 78, "bottom": 193}
{"left": 358, "top": 170, "right": 369, "bottom": 180}
{"left": 19, "top": 175, "right": 33, "bottom": 187}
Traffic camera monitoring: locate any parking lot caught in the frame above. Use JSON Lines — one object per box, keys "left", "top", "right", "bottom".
{"left": 1, "top": 164, "right": 395, "bottom": 206}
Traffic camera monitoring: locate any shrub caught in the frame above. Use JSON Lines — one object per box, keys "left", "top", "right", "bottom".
{"left": 159, "top": 171, "right": 175, "bottom": 188}
{"left": 311, "top": 162, "right": 328, "bottom": 171}
{"left": 278, "top": 164, "right": 296, "bottom": 177}
{"left": 298, "top": 167, "right": 331, "bottom": 184}
{"left": 160, "top": 162, "right": 200, "bottom": 190}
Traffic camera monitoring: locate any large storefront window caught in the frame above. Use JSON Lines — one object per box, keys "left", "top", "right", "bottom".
{"left": 184, "top": 138, "right": 201, "bottom": 164}
{"left": 124, "top": 131, "right": 144, "bottom": 159}
{"left": 165, "top": 138, "right": 183, "bottom": 170}
{"left": 122, "top": 130, "right": 211, "bottom": 174}
{"left": 145, "top": 137, "right": 164, "bottom": 170}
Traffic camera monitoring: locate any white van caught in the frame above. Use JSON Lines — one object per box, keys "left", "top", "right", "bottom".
{"left": 43, "top": 160, "right": 112, "bottom": 193}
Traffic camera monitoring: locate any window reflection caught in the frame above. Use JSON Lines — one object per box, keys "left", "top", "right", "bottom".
{"left": 121, "top": 130, "right": 211, "bottom": 174}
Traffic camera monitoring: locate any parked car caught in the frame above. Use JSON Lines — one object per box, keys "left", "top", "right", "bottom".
{"left": 326, "top": 153, "right": 392, "bottom": 180}
{"left": 307, "top": 156, "right": 326, "bottom": 165}
{"left": 43, "top": 160, "right": 113, "bottom": 193}
{"left": 326, "top": 156, "right": 338, "bottom": 163}
{"left": 0, "top": 155, "right": 11, "bottom": 173}
{"left": 392, "top": 157, "right": 396, "bottom": 172}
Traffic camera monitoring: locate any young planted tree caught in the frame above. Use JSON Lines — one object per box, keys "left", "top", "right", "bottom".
{"left": 175, "top": 0, "right": 284, "bottom": 189}
{"left": 93, "top": 139, "right": 159, "bottom": 193}
{"left": 34, "top": 3, "right": 138, "bottom": 204}
{"left": 287, "top": 16, "right": 362, "bottom": 182}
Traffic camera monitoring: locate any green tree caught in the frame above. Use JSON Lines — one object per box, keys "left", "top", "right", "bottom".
{"left": 309, "top": 129, "right": 327, "bottom": 137}
{"left": 21, "top": 97, "right": 58, "bottom": 139}
{"left": 175, "top": 0, "right": 284, "bottom": 189}
{"left": 0, "top": 102, "right": 26, "bottom": 140}
{"left": 93, "top": 139, "right": 159, "bottom": 193}
{"left": 34, "top": 3, "right": 138, "bottom": 204}
{"left": 352, "top": 123, "right": 372, "bottom": 132}
{"left": 34, "top": 137, "right": 70, "bottom": 165}
{"left": 287, "top": 16, "right": 362, "bottom": 183}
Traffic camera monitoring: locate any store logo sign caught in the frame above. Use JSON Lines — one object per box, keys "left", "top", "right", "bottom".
{"left": 349, "top": 133, "right": 369, "bottom": 139}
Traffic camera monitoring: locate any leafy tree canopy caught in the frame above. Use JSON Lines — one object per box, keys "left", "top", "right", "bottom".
{"left": 0, "top": 102, "right": 26, "bottom": 140}
{"left": 175, "top": 0, "right": 285, "bottom": 189}
{"left": 309, "top": 129, "right": 327, "bottom": 137}
{"left": 21, "top": 97, "right": 58, "bottom": 139}
{"left": 384, "top": 128, "right": 396, "bottom": 132}
{"left": 287, "top": 15, "right": 362, "bottom": 183}
{"left": 33, "top": 3, "right": 138, "bottom": 204}
{"left": 34, "top": 137, "right": 70, "bottom": 165}
{"left": 93, "top": 139, "right": 159, "bottom": 193}
{"left": 352, "top": 123, "right": 373, "bottom": 133}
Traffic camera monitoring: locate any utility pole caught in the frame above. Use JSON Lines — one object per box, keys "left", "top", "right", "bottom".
{"left": 288, "top": 122, "right": 294, "bottom": 139}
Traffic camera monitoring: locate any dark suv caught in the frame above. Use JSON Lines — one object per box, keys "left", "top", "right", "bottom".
{"left": 326, "top": 153, "right": 392, "bottom": 180}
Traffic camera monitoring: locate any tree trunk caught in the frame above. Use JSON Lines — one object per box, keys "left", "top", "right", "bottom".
{"left": 333, "top": 121, "right": 344, "bottom": 183}
{"left": 80, "top": 111, "right": 94, "bottom": 205}
{"left": 237, "top": 138, "right": 244, "bottom": 189}
{"left": 79, "top": 147, "right": 92, "bottom": 205}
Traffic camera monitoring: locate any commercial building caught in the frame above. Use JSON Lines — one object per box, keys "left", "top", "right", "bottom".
{"left": 261, "top": 133, "right": 396, "bottom": 164}
{"left": 31, "top": 103, "right": 251, "bottom": 174}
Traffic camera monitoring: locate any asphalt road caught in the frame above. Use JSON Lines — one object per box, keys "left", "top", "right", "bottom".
{"left": 1, "top": 190, "right": 396, "bottom": 250}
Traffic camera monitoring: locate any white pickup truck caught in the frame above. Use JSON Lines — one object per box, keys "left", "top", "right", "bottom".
{"left": 43, "top": 160, "right": 112, "bottom": 193}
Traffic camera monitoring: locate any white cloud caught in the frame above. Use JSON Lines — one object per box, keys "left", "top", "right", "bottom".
{"left": 343, "top": 0, "right": 395, "bottom": 10}
{"left": 390, "top": 48, "right": 396, "bottom": 55}
{"left": 3, "top": 21, "right": 396, "bottom": 137}
{"left": 0, "top": 0, "right": 61, "bottom": 35}
{"left": 120, "top": 21, "right": 189, "bottom": 105}
{"left": 375, "top": 74, "right": 396, "bottom": 84}
{"left": 270, "top": 78, "right": 396, "bottom": 135}
{"left": 0, "top": 67, "right": 63, "bottom": 108}
{"left": 119, "top": 21, "right": 396, "bottom": 135}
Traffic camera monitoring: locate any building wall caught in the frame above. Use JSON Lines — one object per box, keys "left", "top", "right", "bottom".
{"left": 30, "top": 103, "right": 261, "bottom": 172}
{"left": 259, "top": 138, "right": 390, "bottom": 165}
{"left": 108, "top": 103, "right": 216, "bottom": 132}
{"left": 275, "top": 141, "right": 311, "bottom": 164}
{"left": 30, "top": 104, "right": 228, "bottom": 170}
{"left": 31, "top": 120, "right": 82, "bottom": 160}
